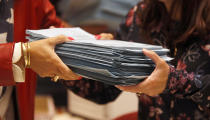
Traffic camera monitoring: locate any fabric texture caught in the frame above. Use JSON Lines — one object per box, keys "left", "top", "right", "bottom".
{"left": 0, "top": 1, "right": 19, "bottom": 119}
{"left": 0, "top": 0, "right": 15, "bottom": 86}
{"left": 12, "top": 43, "right": 25, "bottom": 83}
{"left": 2, "top": 0, "right": 63, "bottom": 120}
{"left": 0, "top": 86, "right": 13, "bottom": 119}
{"left": 0, "top": 43, "right": 15, "bottom": 85}
{"left": 62, "top": 2, "right": 210, "bottom": 120}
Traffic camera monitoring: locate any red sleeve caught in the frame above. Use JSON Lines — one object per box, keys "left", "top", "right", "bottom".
{"left": 40, "top": 0, "right": 64, "bottom": 28}
{"left": 0, "top": 43, "right": 15, "bottom": 86}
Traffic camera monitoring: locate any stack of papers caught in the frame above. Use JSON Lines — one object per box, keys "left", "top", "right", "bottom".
{"left": 26, "top": 28, "right": 172, "bottom": 86}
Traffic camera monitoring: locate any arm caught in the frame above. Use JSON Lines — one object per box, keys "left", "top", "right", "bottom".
{"left": 0, "top": 36, "right": 81, "bottom": 86}
{"left": 117, "top": 40, "right": 210, "bottom": 111}
{"left": 61, "top": 79, "right": 121, "bottom": 104}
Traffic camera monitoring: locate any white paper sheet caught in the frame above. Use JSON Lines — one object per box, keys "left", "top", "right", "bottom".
{"left": 26, "top": 27, "right": 96, "bottom": 40}
{"left": 72, "top": 39, "right": 163, "bottom": 49}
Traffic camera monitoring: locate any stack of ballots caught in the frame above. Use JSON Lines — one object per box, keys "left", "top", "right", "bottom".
{"left": 26, "top": 28, "right": 172, "bottom": 86}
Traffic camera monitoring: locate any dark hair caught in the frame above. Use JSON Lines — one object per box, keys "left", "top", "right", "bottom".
{"left": 138, "top": 0, "right": 210, "bottom": 55}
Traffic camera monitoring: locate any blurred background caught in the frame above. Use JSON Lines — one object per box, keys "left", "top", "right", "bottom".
{"left": 35, "top": 0, "right": 141, "bottom": 120}
{"left": 52, "top": 0, "right": 139, "bottom": 33}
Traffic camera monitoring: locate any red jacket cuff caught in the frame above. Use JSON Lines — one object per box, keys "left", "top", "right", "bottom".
{"left": 0, "top": 42, "right": 16, "bottom": 86}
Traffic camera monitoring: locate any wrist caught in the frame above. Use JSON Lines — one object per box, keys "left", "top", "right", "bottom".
{"left": 163, "top": 65, "right": 175, "bottom": 93}
{"left": 15, "top": 42, "right": 31, "bottom": 69}
{"left": 21, "top": 42, "right": 31, "bottom": 68}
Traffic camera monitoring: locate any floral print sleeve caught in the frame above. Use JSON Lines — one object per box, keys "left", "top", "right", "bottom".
{"left": 115, "top": 2, "right": 210, "bottom": 119}
{"left": 58, "top": 1, "right": 210, "bottom": 119}
{"left": 60, "top": 79, "right": 121, "bottom": 104}
{"left": 165, "top": 38, "right": 210, "bottom": 112}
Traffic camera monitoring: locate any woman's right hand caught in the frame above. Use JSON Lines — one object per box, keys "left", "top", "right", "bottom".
{"left": 116, "top": 49, "right": 170, "bottom": 96}
{"left": 29, "top": 35, "right": 81, "bottom": 80}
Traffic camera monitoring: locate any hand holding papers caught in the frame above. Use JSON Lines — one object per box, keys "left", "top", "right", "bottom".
{"left": 116, "top": 48, "right": 170, "bottom": 96}
{"left": 28, "top": 35, "right": 81, "bottom": 81}
{"left": 27, "top": 28, "right": 173, "bottom": 85}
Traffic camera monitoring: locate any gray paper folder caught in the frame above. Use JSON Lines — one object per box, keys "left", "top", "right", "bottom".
{"left": 26, "top": 28, "right": 173, "bottom": 85}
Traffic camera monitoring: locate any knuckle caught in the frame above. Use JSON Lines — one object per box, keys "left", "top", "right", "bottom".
{"left": 47, "top": 57, "right": 55, "bottom": 64}
{"left": 45, "top": 38, "right": 53, "bottom": 45}
{"left": 62, "top": 75, "right": 74, "bottom": 80}
{"left": 57, "top": 35, "right": 67, "bottom": 40}
{"left": 149, "top": 93, "right": 155, "bottom": 97}
{"left": 117, "top": 86, "right": 124, "bottom": 90}
{"left": 67, "top": 72, "right": 79, "bottom": 80}
{"left": 59, "top": 65, "right": 69, "bottom": 74}
{"left": 151, "top": 51, "right": 156, "bottom": 56}
{"left": 56, "top": 64, "right": 71, "bottom": 76}
{"left": 59, "top": 76, "right": 67, "bottom": 80}
{"left": 147, "top": 92, "right": 156, "bottom": 97}
{"left": 57, "top": 66, "right": 65, "bottom": 75}
{"left": 158, "top": 59, "right": 166, "bottom": 65}
{"left": 67, "top": 76, "right": 76, "bottom": 80}
{"left": 57, "top": 35, "right": 65, "bottom": 38}
{"left": 39, "top": 73, "right": 46, "bottom": 78}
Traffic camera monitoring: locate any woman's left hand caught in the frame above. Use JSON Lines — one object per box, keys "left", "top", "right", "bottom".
{"left": 116, "top": 49, "right": 170, "bottom": 96}
{"left": 96, "top": 33, "right": 114, "bottom": 40}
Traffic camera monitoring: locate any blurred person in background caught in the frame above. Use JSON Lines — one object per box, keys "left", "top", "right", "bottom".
{"left": 62, "top": 0, "right": 210, "bottom": 119}
{"left": 52, "top": 0, "right": 139, "bottom": 31}
{"left": 0, "top": 0, "right": 80, "bottom": 120}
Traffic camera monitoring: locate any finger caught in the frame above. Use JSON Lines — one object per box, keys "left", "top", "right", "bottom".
{"left": 143, "top": 48, "right": 162, "bottom": 65}
{"left": 57, "top": 64, "right": 81, "bottom": 80}
{"left": 49, "top": 35, "right": 70, "bottom": 45}
{"left": 49, "top": 26, "right": 55, "bottom": 29}
{"left": 39, "top": 73, "right": 48, "bottom": 78}
{"left": 108, "top": 34, "right": 114, "bottom": 39}
{"left": 99, "top": 33, "right": 114, "bottom": 40}
{"left": 136, "top": 78, "right": 152, "bottom": 92}
{"left": 115, "top": 84, "right": 142, "bottom": 93}
{"left": 54, "top": 55, "right": 81, "bottom": 80}
{"left": 48, "top": 73, "right": 56, "bottom": 78}
{"left": 95, "top": 35, "right": 101, "bottom": 40}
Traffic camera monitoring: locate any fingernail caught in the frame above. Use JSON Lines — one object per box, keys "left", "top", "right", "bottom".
{"left": 142, "top": 48, "right": 149, "bottom": 52}
{"left": 68, "top": 37, "right": 74, "bottom": 40}
{"left": 95, "top": 35, "right": 101, "bottom": 40}
{"left": 77, "top": 76, "right": 83, "bottom": 80}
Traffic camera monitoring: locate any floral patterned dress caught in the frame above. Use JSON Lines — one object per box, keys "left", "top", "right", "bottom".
{"left": 61, "top": 2, "right": 210, "bottom": 120}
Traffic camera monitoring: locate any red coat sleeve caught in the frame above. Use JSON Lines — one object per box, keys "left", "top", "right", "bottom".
{"left": 0, "top": 42, "right": 15, "bottom": 86}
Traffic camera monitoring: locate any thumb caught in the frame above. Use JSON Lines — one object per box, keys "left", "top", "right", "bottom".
{"left": 50, "top": 35, "right": 70, "bottom": 45}
{"left": 49, "top": 26, "right": 55, "bottom": 29}
{"left": 143, "top": 48, "right": 162, "bottom": 65}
